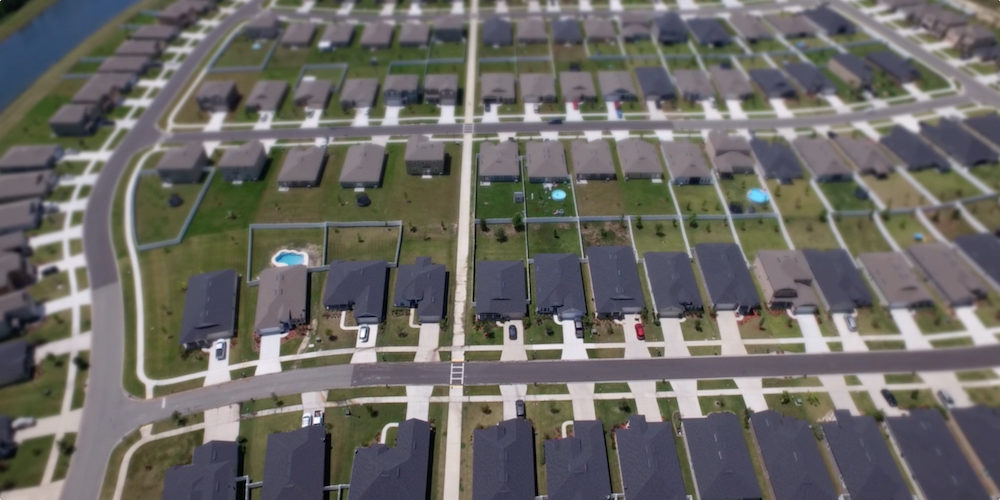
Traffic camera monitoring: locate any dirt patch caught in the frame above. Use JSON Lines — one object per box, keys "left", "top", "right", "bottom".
{"left": 580, "top": 220, "right": 631, "bottom": 250}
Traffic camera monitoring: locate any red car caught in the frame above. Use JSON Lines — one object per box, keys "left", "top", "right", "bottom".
{"left": 634, "top": 323, "right": 645, "bottom": 341}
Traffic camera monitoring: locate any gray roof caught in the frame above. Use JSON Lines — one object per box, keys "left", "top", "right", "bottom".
{"left": 262, "top": 425, "right": 326, "bottom": 500}
{"left": 920, "top": 118, "right": 998, "bottom": 166}
{"left": 0, "top": 339, "right": 32, "bottom": 388}
{"left": 245, "top": 10, "right": 280, "bottom": 32}
{"left": 709, "top": 66, "right": 754, "bottom": 100}
{"left": 398, "top": 22, "right": 430, "bottom": 45}
{"left": 858, "top": 252, "right": 933, "bottom": 307}
{"left": 472, "top": 419, "right": 536, "bottom": 500}
{"left": 803, "top": 5, "right": 856, "bottom": 34}
{"left": 0, "top": 170, "right": 55, "bottom": 202}
{"left": 383, "top": 74, "right": 419, "bottom": 94}
{"left": 683, "top": 412, "right": 763, "bottom": 500}
{"left": 0, "top": 145, "right": 61, "bottom": 171}
{"left": 393, "top": 257, "right": 447, "bottom": 323}
{"left": 765, "top": 14, "right": 817, "bottom": 37}
{"left": 179, "top": 269, "right": 238, "bottom": 346}
{"left": 749, "top": 410, "right": 836, "bottom": 500}
{"left": 516, "top": 18, "right": 547, "bottom": 43}
{"left": 586, "top": 246, "right": 645, "bottom": 316}
{"left": 707, "top": 131, "right": 754, "bottom": 175}
{"left": 475, "top": 261, "right": 527, "bottom": 317}
{"left": 161, "top": 441, "right": 239, "bottom": 500}
{"left": 280, "top": 22, "right": 316, "bottom": 45}
{"left": 480, "top": 73, "right": 516, "bottom": 101}
{"left": 72, "top": 74, "right": 134, "bottom": 105}
{"left": 616, "top": 138, "right": 662, "bottom": 177}
{"left": 686, "top": 18, "right": 732, "bottom": 45}
{"left": 246, "top": 80, "right": 288, "bottom": 112}
{"left": 866, "top": 50, "right": 920, "bottom": 82}
{"left": 360, "top": 22, "right": 394, "bottom": 46}
{"left": 544, "top": 421, "right": 611, "bottom": 499}
{"left": 662, "top": 141, "right": 712, "bottom": 179}
{"left": 533, "top": 253, "right": 587, "bottom": 319}
{"left": 520, "top": 72, "right": 556, "bottom": 102}
{"left": 424, "top": 74, "right": 458, "bottom": 95}
{"left": 784, "top": 62, "right": 835, "bottom": 95}
{"left": 98, "top": 55, "right": 150, "bottom": 74}
{"left": 749, "top": 68, "right": 797, "bottom": 98}
{"left": 673, "top": 69, "right": 712, "bottom": 100}
{"left": 951, "top": 406, "right": 1000, "bottom": 485}
{"left": 525, "top": 141, "right": 568, "bottom": 180}
{"left": 340, "top": 144, "right": 386, "bottom": 186}
{"left": 320, "top": 24, "right": 354, "bottom": 46}
{"left": 218, "top": 141, "right": 266, "bottom": 170}
{"left": 832, "top": 136, "right": 893, "bottom": 176}
{"left": 482, "top": 16, "right": 513, "bottom": 46}
{"left": 294, "top": 79, "right": 332, "bottom": 109}
{"left": 131, "top": 23, "right": 179, "bottom": 41}
{"left": 559, "top": 71, "right": 597, "bottom": 102}
{"left": 963, "top": 113, "right": 1000, "bottom": 148}
{"left": 644, "top": 251, "right": 703, "bottom": 315}
{"left": 0, "top": 232, "right": 29, "bottom": 254}
{"left": 584, "top": 17, "right": 616, "bottom": 41}
{"left": 597, "top": 70, "right": 637, "bottom": 98}
{"left": 196, "top": 80, "right": 236, "bottom": 102}
{"left": 340, "top": 78, "right": 379, "bottom": 108}
{"left": 829, "top": 53, "right": 874, "bottom": 87}
{"left": 322, "top": 260, "right": 388, "bottom": 324}
{"left": 887, "top": 409, "right": 989, "bottom": 500}
{"left": 552, "top": 18, "right": 582, "bottom": 44}
{"left": 0, "top": 199, "right": 42, "bottom": 233}
{"left": 478, "top": 141, "right": 519, "bottom": 179}
{"left": 278, "top": 146, "right": 326, "bottom": 185}
{"left": 750, "top": 138, "right": 803, "bottom": 181}
{"left": 906, "top": 243, "right": 987, "bottom": 306}
{"left": 693, "top": 243, "right": 760, "bottom": 311}
{"left": 634, "top": 66, "right": 676, "bottom": 101}
{"left": 954, "top": 234, "right": 1000, "bottom": 290}
{"left": 792, "top": 137, "right": 851, "bottom": 178}
{"left": 570, "top": 139, "right": 615, "bottom": 177}
{"left": 349, "top": 419, "right": 432, "bottom": 500}
{"left": 405, "top": 135, "right": 445, "bottom": 164}
{"left": 821, "top": 410, "right": 910, "bottom": 500}
{"left": 49, "top": 103, "right": 96, "bottom": 126}
{"left": 253, "top": 265, "right": 308, "bottom": 333}
{"left": 880, "top": 125, "right": 948, "bottom": 170}
{"left": 115, "top": 39, "right": 162, "bottom": 57}
{"left": 615, "top": 415, "right": 686, "bottom": 500}
{"left": 654, "top": 13, "right": 688, "bottom": 43}
{"left": 729, "top": 13, "right": 772, "bottom": 41}
{"left": 434, "top": 15, "right": 465, "bottom": 35}
{"left": 157, "top": 143, "right": 206, "bottom": 172}
{"left": 801, "top": 248, "right": 873, "bottom": 312}
{"left": 754, "top": 250, "right": 819, "bottom": 310}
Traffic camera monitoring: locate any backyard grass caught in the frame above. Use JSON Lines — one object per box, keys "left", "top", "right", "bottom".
{"left": 121, "top": 430, "right": 203, "bottom": 500}
{"left": 0, "top": 436, "right": 53, "bottom": 491}
{"left": 579, "top": 220, "right": 632, "bottom": 250}
{"left": 819, "top": 181, "right": 876, "bottom": 211}
{"left": 0, "top": 354, "right": 67, "bottom": 418}
{"left": 524, "top": 181, "right": 576, "bottom": 217}
{"left": 783, "top": 216, "right": 840, "bottom": 250}
{"left": 698, "top": 395, "right": 746, "bottom": 416}
{"left": 630, "top": 218, "right": 688, "bottom": 254}
{"left": 476, "top": 181, "right": 523, "bottom": 219}
{"left": 475, "top": 224, "right": 526, "bottom": 261}
{"left": 213, "top": 37, "right": 276, "bottom": 68}
{"left": 882, "top": 212, "right": 934, "bottom": 248}
{"left": 963, "top": 198, "right": 1000, "bottom": 229}
{"left": 922, "top": 208, "right": 977, "bottom": 240}
{"left": 324, "top": 225, "right": 401, "bottom": 263}
{"left": 672, "top": 184, "right": 724, "bottom": 214}
{"left": 733, "top": 218, "right": 787, "bottom": 260}
{"left": 527, "top": 222, "right": 582, "bottom": 257}
{"left": 527, "top": 399, "right": 575, "bottom": 497}
{"left": 768, "top": 179, "right": 825, "bottom": 218}
{"left": 865, "top": 173, "right": 928, "bottom": 208}
{"left": 133, "top": 173, "right": 208, "bottom": 245}
{"left": 683, "top": 218, "right": 735, "bottom": 246}
{"left": 836, "top": 215, "right": 893, "bottom": 255}
{"left": 574, "top": 178, "right": 674, "bottom": 216}
{"left": 717, "top": 175, "right": 762, "bottom": 208}
{"left": 763, "top": 392, "right": 836, "bottom": 422}
{"left": 909, "top": 169, "right": 978, "bottom": 202}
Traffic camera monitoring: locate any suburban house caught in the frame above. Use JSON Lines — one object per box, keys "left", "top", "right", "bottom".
{"left": 858, "top": 251, "right": 934, "bottom": 309}
{"left": 559, "top": 71, "right": 597, "bottom": 103}
{"left": 0, "top": 200, "right": 44, "bottom": 236}
{"left": 752, "top": 250, "right": 820, "bottom": 313}
{"left": 552, "top": 18, "right": 583, "bottom": 45}
{"left": 570, "top": 139, "right": 616, "bottom": 180}
{"left": 683, "top": 413, "right": 764, "bottom": 500}
{"left": 692, "top": 242, "right": 760, "bottom": 314}
{"left": 883, "top": 0, "right": 922, "bottom": 11}
{"left": 340, "top": 143, "right": 386, "bottom": 188}
{"left": 654, "top": 13, "right": 688, "bottom": 44}
{"left": 643, "top": 251, "right": 703, "bottom": 318}
{"left": 686, "top": 18, "right": 732, "bottom": 46}
{"left": 886, "top": 409, "right": 990, "bottom": 500}
{"left": 398, "top": 23, "right": 430, "bottom": 47}
{"left": 293, "top": 79, "right": 333, "bottom": 109}
{"left": 616, "top": 138, "right": 663, "bottom": 179}
{"left": 253, "top": 265, "right": 308, "bottom": 335}
{"left": 801, "top": 248, "right": 873, "bottom": 312}
{"left": 822, "top": 411, "right": 911, "bottom": 500}
{"left": 474, "top": 260, "right": 527, "bottom": 321}
{"left": 906, "top": 243, "right": 987, "bottom": 307}
{"left": 516, "top": 18, "right": 548, "bottom": 44}
{"left": 178, "top": 269, "right": 239, "bottom": 350}
{"left": 706, "top": 131, "right": 755, "bottom": 177}
{"left": 520, "top": 73, "right": 557, "bottom": 104}
{"left": 909, "top": 4, "right": 967, "bottom": 37}
{"left": 158, "top": 0, "right": 211, "bottom": 27}
{"left": 0, "top": 232, "right": 31, "bottom": 256}
{"left": 866, "top": 50, "right": 920, "bottom": 83}
{"left": 750, "top": 68, "right": 797, "bottom": 98}
{"left": 545, "top": 421, "right": 612, "bottom": 500}
{"left": 360, "top": 22, "right": 394, "bottom": 49}
{"left": 803, "top": 5, "right": 856, "bottom": 34}
{"left": 278, "top": 146, "right": 326, "bottom": 188}
{"left": 48, "top": 104, "right": 100, "bottom": 137}
{"left": 765, "top": 13, "right": 816, "bottom": 38}
{"left": 478, "top": 141, "right": 520, "bottom": 182}
{"left": 532, "top": 253, "right": 587, "bottom": 321}
{"left": 673, "top": 70, "right": 712, "bottom": 101}
{"left": 156, "top": 143, "right": 208, "bottom": 184}
{"left": 72, "top": 74, "right": 133, "bottom": 112}
{"left": 584, "top": 18, "right": 617, "bottom": 43}
{"left": 963, "top": 113, "right": 1000, "bottom": 148}
{"left": 586, "top": 246, "right": 645, "bottom": 319}
{"left": 434, "top": 16, "right": 465, "bottom": 42}
{"left": 0, "top": 251, "right": 35, "bottom": 294}
{"left": 634, "top": 66, "right": 676, "bottom": 102}
{"left": 951, "top": 407, "right": 1000, "bottom": 486}
{"left": 828, "top": 53, "right": 874, "bottom": 89}
{"left": 954, "top": 234, "right": 1000, "bottom": 292}
{"left": 473, "top": 419, "right": 536, "bottom": 500}
{"left": 393, "top": 257, "right": 447, "bottom": 324}
{"left": 710, "top": 66, "right": 754, "bottom": 100}
{"left": 131, "top": 24, "right": 179, "bottom": 43}
{"left": 729, "top": 13, "right": 772, "bottom": 42}
{"left": 920, "top": 118, "right": 998, "bottom": 167}
{"left": 98, "top": 55, "right": 153, "bottom": 76}
{"left": 662, "top": 141, "right": 713, "bottom": 185}
{"left": 480, "top": 73, "right": 517, "bottom": 105}
{"left": 161, "top": 441, "right": 239, "bottom": 500}
{"left": 832, "top": 135, "right": 894, "bottom": 178}
{"left": 318, "top": 24, "right": 354, "bottom": 50}
{"left": 597, "top": 70, "right": 638, "bottom": 102}
{"left": 615, "top": 415, "right": 687, "bottom": 500}
{"left": 349, "top": 419, "right": 431, "bottom": 500}
{"left": 0, "top": 144, "right": 62, "bottom": 173}
{"left": 525, "top": 141, "right": 569, "bottom": 183}
{"left": 217, "top": 141, "right": 267, "bottom": 182}
{"left": 749, "top": 411, "right": 837, "bottom": 500}
{"left": 482, "top": 16, "right": 513, "bottom": 46}
{"left": 262, "top": 426, "right": 327, "bottom": 500}
{"left": 382, "top": 74, "right": 421, "bottom": 107}
{"left": 880, "top": 125, "right": 949, "bottom": 171}
{"left": 619, "top": 13, "right": 651, "bottom": 42}
{"left": 245, "top": 80, "right": 288, "bottom": 114}
{"left": 114, "top": 40, "right": 163, "bottom": 58}
{"left": 405, "top": 135, "right": 447, "bottom": 175}
{"left": 322, "top": 260, "right": 388, "bottom": 325}
{"left": 339, "top": 78, "right": 379, "bottom": 111}
{"left": 945, "top": 24, "right": 996, "bottom": 58}
{"left": 0, "top": 290, "right": 39, "bottom": 340}
{"left": 195, "top": 80, "right": 240, "bottom": 112}
{"left": 792, "top": 137, "right": 852, "bottom": 182}
{"left": 280, "top": 22, "right": 316, "bottom": 47}
{"left": 0, "top": 339, "right": 34, "bottom": 388}
{"left": 423, "top": 74, "right": 459, "bottom": 106}
{"left": 784, "top": 62, "right": 835, "bottom": 95}
{"left": 750, "top": 138, "right": 804, "bottom": 182}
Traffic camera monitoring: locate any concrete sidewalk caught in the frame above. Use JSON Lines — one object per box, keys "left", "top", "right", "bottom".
{"left": 34, "top": 334, "right": 92, "bottom": 361}
{"left": 15, "top": 410, "right": 82, "bottom": 442}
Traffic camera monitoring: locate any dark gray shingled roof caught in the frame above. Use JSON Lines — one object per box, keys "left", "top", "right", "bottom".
{"left": 475, "top": 261, "right": 527, "bottom": 317}
{"left": 552, "top": 18, "right": 582, "bottom": 44}
{"left": 517, "top": 17, "right": 548, "bottom": 44}
{"left": 473, "top": 419, "right": 536, "bottom": 500}
{"left": 278, "top": 146, "right": 326, "bottom": 185}
{"left": 954, "top": 234, "right": 1000, "bottom": 290}
{"left": 920, "top": 118, "right": 998, "bottom": 166}
{"left": 394, "top": 257, "right": 447, "bottom": 323}
{"left": 545, "top": 421, "right": 611, "bottom": 500}
{"left": 880, "top": 125, "right": 949, "bottom": 171}
{"left": 822, "top": 410, "right": 910, "bottom": 500}
{"left": 586, "top": 246, "right": 645, "bottom": 316}
{"left": 963, "top": 113, "right": 1000, "bottom": 148}
{"left": 886, "top": 409, "right": 989, "bottom": 500}
{"left": 906, "top": 242, "right": 987, "bottom": 306}
{"left": 634, "top": 66, "right": 676, "bottom": 101}
{"left": 803, "top": 5, "right": 856, "bottom": 34}
{"left": 654, "top": 13, "right": 688, "bottom": 44}
{"left": 866, "top": 50, "right": 920, "bottom": 83}
{"left": 686, "top": 18, "right": 732, "bottom": 45}
{"left": 749, "top": 68, "right": 797, "bottom": 98}
{"left": 750, "top": 410, "right": 836, "bottom": 500}
{"left": 952, "top": 406, "right": 1000, "bottom": 485}
{"left": 161, "top": 441, "right": 239, "bottom": 500}
{"left": 829, "top": 53, "right": 874, "bottom": 87}
{"left": 783, "top": 62, "right": 835, "bottom": 95}
{"left": 693, "top": 243, "right": 760, "bottom": 312}
{"left": 482, "top": 16, "right": 513, "bottom": 46}
{"left": 262, "top": 425, "right": 327, "bottom": 500}
{"left": 246, "top": 80, "right": 288, "bottom": 112}
{"left": 0, "top": 144, "right": 61, "bottom": 172}
{"left": 683, "top": 412, "right": 763, "bottom": 500}
{"left": 765, "top": 13, "right": 816, "bottom": 38}
{"left": 615, "top": 415, "right": 686, "bottom": 500}
{"left": 729, "top": 13, "right": 772, "bottom": 41}
{"left": 349, "top": 419, "right": 432, "bottom": 500}
{"left": 533, "top": 253, "right": 587, "bottom": 319}
{"left": 179, "top": 269, "right": 238, "bottom": 347}
{"left": 323, "top": 260, "right": 388, "bottom": 324}
{"left": 570, "top": 139, "right": 616, "bottom": 178}
{"left": 0, "top": 339, "right": 32, "bottom": 388}
{"left": 750, "top": 138, "right": 804, "bottom": 181}
{"left": 644, "top": 252, "right": 703, "bottom": 316}
{"left": 801, "top": 248, "right": 873, "bottom": 312}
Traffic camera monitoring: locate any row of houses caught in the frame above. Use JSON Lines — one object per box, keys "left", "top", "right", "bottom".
{"left": 243, "top": 11, "right": 467, "bottom": 48}
{"left": 886, "top": 0, "right": 998, "bottom": 60}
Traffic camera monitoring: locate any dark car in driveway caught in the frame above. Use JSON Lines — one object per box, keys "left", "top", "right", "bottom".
{"left": 880, "top": 388, "right": 898, "bottom": 407}
{"left": 508, "top": 324, "right": 517, "bottom": 340}
{"left": 515, "top": 399, "right": 526, "bottom": 418}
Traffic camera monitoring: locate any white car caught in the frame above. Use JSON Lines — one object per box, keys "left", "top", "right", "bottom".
{"left": 312, "top": 410, "right": 324, "bottom": 426}
{"left": 301, "top": 413, "right": 312, "bottom": 427}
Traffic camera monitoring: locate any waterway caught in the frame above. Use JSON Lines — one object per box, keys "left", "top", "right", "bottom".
{"left": 0, "top": 0, "right": 140, "bottom": 111}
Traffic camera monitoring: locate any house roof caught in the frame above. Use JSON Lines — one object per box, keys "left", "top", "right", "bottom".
{"left": 750, "top": 410, "right": 837, "bottom": 500}
{"left": 294, "top": 79, "right": 332, "bottom": 108}
{"left": 349, "top": 419, "right": 432, "bottom": 500}
{"left": 383, "top": 74, "right": 419, "bottom": 94}
{"left": 962, "top": 113, "right": 1000, "bottom": 148}
{"left": 887, "top": 409, "right": 989, "bottom": 500}
{"left": 829, "top": 53, "right": 874, "bottom": 86}
{"left": 482, "top": 16, "right": 513, "bottom": 45}
{"left": 424, "top": 74, "right": 458, "bottom": 94}
{"left": 516, "top": 18, "right": 547, "bottom": 43}
{"left": 525, "top": 141, "right": 568, "bottom": 179}
{"left": 792, "top": 137, "right": 851, "bottom": 177}
{"left": 339, "top": 78, "right": 378, "bottom": 108}
{"left": 616, "top": 415, "right": 686, "bottom": 500}
{"left": 634, "top": 66, "right": 676, "bottom": 100}
{"left": 115, "top": 39, "right": 162, "bottom": 56}
{"left": 480, "top": 73, "right": 516, "bottom": 100}
{"left": 822, "top": 410, "right": 910, "bottom": 500}
{"left": 683, "top": 412, "right": 763, "bottom": 500}
{"left": 544, "top": 421, "right": 612, "bottom": 499}
{"left": 399, "top": 22, "right": 430, "bottom": 45}
{"left": 161, "top": 441, "right": 239, "bottom": 500}
{"left": 405, "top": 135, "right": 445, "bottom": 164}
{"left": 246, "top": 80, "right": 288, "bottom": 112}
{"left": 694, "top": 243, "right": 759, "bottom": 309}
{"left": 278, "top": 146, "right": 325, "bottom": 184}
{"left": 644, "top": 252, "right": 702, "bottom": 314}
{"left": 832, "top": 136, "right": 893, "bottom": 176}
{"left": 951, "top": 406, "right": 1000, "bottom": 485}
{"left": 0, "top": 199, "right": 42, "bottom": 232}
{"left": 880, "top": 125, "right": 948, "bottom": 170}
{"left": 393, "top": 257, "right": 447, "bottom": 322}
{"left": 253, "top": 265, "right": 308, "bottom": 333}
{"left": 801, "top": 248, "right": 873, "bottom": 311}
{"left": 435, "top": 15, "right": 465, "bottom": 33}
{"left": 866, "top": 50, "right": 920, "bottom": 82}
{"left": 784, "top": 62, "right": 834, "bottom": 94}
{"left": 320, "top": 24, "right": 354, "bottom": 45}
{"left": 478, "top": 141, "right": 519, "bottom": 179}
{"left": 765, "top": 14, "right": 816, "bottom": 37}
{"left": 281, "top": 22, "right": 316, "bottom": 45}
{"left": 179, "top": 269, "right": 238, "bottom": 346}
{"left": 709, "top": 66, "right": 754, "bottom": 99}
{"left": 750, "top": 138, "right": 803, "bottom": 180}
{"left": 673, "top": 70, "right": 712, "bottom": 99}
{"left": 728, "top": 13, "right": 772, "bottom": 40}
{"left": 72, "top": 73, "right": 133, "bottom": 104}
{"left": 262, "top": 425, "right": 326, "bottom": 500}
{"left": 858, "top": 251, "right": 933, "bottom": 306}
{"left": 0, "top": 339, "right": 32, "bottom": 388}
{"left": 323, "top": 260, "right": 387, "bottom": 322}
{"left": 533, "top": 253, "right": 587, "bottom": 318}
{"left": 906, "top": 243, "right": 987, "bottom": 306}
{"left": 552, "top": 18, "right": 582, "bottom": 44}
{"left": 0, "top": 171, "right": 53, "bottom": 201}
{"left": 196, "top": 80, "right": 236, "bottom": 102}
{"left": 520, "top": 73, "right": 556, "bottom": 101}
{"left": 131, "top": 23, "right": 179, "bottom": 41}
{"left": 755, "top": 250, "right": 819, "bottom": 309}
{"left": 707, "top": 131, "right": 754, "bottom": 175}
{"left": 686, "top": 18, "right": 732, "bottom": 45}
{"left": 218, "top": 141, "right": 266, "bottom": 170}
{"left": 360, "top": 22, "right": 394, "bottom": 46}
{"left": 584, "top": 17, "right": 616, "bottom": 41}
{"left": 475, "top": 260, "right": 527, "bottom": 317}
{"left": 616, "top": 138, "right": 663, "bottom": 176}
{"left": 803, "top": 5, "right": 856, "bottom": 34}
{"left": 749, "top": 68, "right": 797, "bottom": 98}
{"left": 570, "top": 139, "right": 615, "bottom": 177}
{"left": 341, "top": 144, "right": 385, "bottom": 185}
{"left": 246, "top": 11, "right": 280, "bottom": 31}
{"left": 597, "top": 70, "right": 637, "bottom": 98}
{"left": 98, "top": 55, "right": 150, "bottom": 74}
{"left": 586, "top": 246, "right": 645, "bottom": 315}
{"left": 0, "top": 145, "right": 60, "bottom": 171}
{"left": 662, "top": 140, "right": 712, "bottom": 179}
{"left": 920, "top": 118, "right": 998, "bottom": 166}
{"left": 473, "top": 419, "right": 536, "bottom": 500}
{"left": 954, "top": 233, "right": 1000, "bottom": 289}
{"left": 50, "top": 103, "right": 96, "bottom": 126}
{"left": 559, "top": 71, "right": 597, "bottom": 101}
{"left": 0, "top": 415, "right": 12, "bottom": 451}
{"left": 0, "top": 232, "right": 29, "bottom": 254}
{"left": 157, "top": 143, "right": 205, "bottom": 172}
{"left": 654, "top": 13, "right": 688, "bottom": 43}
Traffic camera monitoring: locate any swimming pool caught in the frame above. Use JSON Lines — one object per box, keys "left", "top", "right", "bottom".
{"left": 747, "top": 188, "right": 770, "bottom": 204}
{"left": 271, "top": 250, "right": 308, "bottom": 267}
{"left": 551, "top": 189, "right": 567, "bottom": 201}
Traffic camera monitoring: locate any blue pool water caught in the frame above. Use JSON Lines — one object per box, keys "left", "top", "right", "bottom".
{"left": 551, "top": 189, "right": 567, "bottom": 201}
{"left": 747, "top": 188, "right": 770, "bottom": 204}
{"left": 274, "top": 251, "right": 305, "bottom": 266}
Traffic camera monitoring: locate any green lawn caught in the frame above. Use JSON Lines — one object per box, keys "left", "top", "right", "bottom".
{"left": 969, "top": 164, "right": 1000, "bottom": 191}
{"left": 684, "top": 218, "right": 735, "bottom": 246}
{"left": 819, "top": 181, "right": 875, "bottom": 211}
{"left": 594, "top": 400, "right": 635, "bottom": 494}
{"left": 580, "top": 220, "right": 632, "bottom": 250}
{"left": 631, "top": 219, "right": 688, "bottom": 254}
{"left": 909, "top": 169, "right": 978, "bottom": 202}
{"left": 768, "top": 179, "right": 825, "bottom": 218}
{"left": 459, "top": 402, "right": 504, "bottom": 499}
{"left": 527, "top": 399, "right": 575, "bottom": 497}
{"left": 0, "top": 435, "right": 53, "bottom": 490}
{"left": 213, "top": 37, "right": 276, "bottom": 68}
{"left": 527, "top": 222, "right": 581, "bottom": 257}
{"left": 912, "top": 305, "right": 963, "bottom": 334}
{"left": 923, "top": 208, "right": 977, "bottom": 240}
{"left": 717, "top": 175, "right": 762, "bottom": 207}
{"left": 963, "top": 198, "right": 1000, "bottom": 229}
{"left": 475, "top": 224, "right": 526, "bottom": 261}
{"left": 52, "top": 433, "right": 76, "bottom": 481}
{"left": 525, "top": 181, "right": 576, "bottom": 217}
{"left": 575, "top": 179, "right": 674, "bottom": 217}
{"left": 133, "top": 173, "right": 207, "bottom": 245}
{"left": 23, "top": 310, "right": 72, "bottom": 345}
{"left": 866, "top": 173, "right": 928, "bottom": 209}
{"left": 121, "top": 430, "right": 202, "bottom": 499}
{"left": 239, "top": 412, "right": 303, "bottom": 483}
{"left": 698, "top": 396, "right": 746, "bottom": 416}
{"left": 326, "top": 403, "right": 409, "bottom": 483}
{"left": 733, "top": 218, "right": 787, "bottom": 260}
{"left": 783, "top": 217, "right": 840, "bottom": 250}
{"left": 476, "top": 181, "right": 523, "bottom": 219}
{"left": 738, "top": 310, "right": 803, "bottom": 339}
{"left": 856, "top": 304, "right": 900, "bottom": 335}
{"left": 763, "top": 392, "right": 836, "bottom": 422}
{"left": 836, "top": 215, "right": 892, "bottom": 255}
{"left": 0, "top": 354, "right": 67, "bottom": 418}
{"left": 882, "top": 213, "right": 934, "bottom": 248}
{"left": 673, "top": 184, "right": 724, "bottom": 214}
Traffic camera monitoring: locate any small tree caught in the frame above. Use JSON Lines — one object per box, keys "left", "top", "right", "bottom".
{"left": 495, "top": 228, "right": 508, "bottom": 243}
{"left": 512, "top": 212, "right": 525, "bottom": 232}
{"left": 655, "top": 223, "right": 665, "bottom": 237}
{"left": 479, "top": 219, "right": 489, "bottom": 232}
{"left": 635, "top": 216, "right": 644, "bottom": 229}
{"left": 780, "top": 391, "right": 791, "bottom": 405}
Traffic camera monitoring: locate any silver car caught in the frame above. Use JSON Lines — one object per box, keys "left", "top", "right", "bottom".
{"left": 845, "top": 315, "right": 857, "bottom": 332}
{"left": 359, "top": 325, "right": 370, "bottom": 343}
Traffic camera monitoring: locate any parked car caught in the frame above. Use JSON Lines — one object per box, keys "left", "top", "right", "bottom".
{"left": 359, "top": 325, "right": 370, "bottom": 343}
{"left": 845, "top": 315, "right": 857, "bottom": 332}
{"left": 634, "top": 323, "right": 645, "bottom": 341}
{"left": 301, "top": 413, "right": 312, "bottom": 427}
{"left": 548, "top": 118, "right": 563, "bottom": 125}
{"left": 508, "top": 324, "right": 517, "bottom": 340}
{"left": 214, "top": 340, "right": 227, "bottom": 361}
{"left": 574, "top": 319, "right": 584, "bottom": 339}
{"left": 41, "top": 266, "right": 59, "bottom": 277}
{"left": 937, "top": 390, "right": 955, "bottom": 408}
{"left": 312, "top": 410, "right": 325, "bottom": 425}
{"left": 11, "top": 417, "right": 36, "bottom": 430}
{"left": 880, "top": 389, "right": 898, "bottom": 407}
{"left": 515, "top": 399, "right": 526, "bottom": 419}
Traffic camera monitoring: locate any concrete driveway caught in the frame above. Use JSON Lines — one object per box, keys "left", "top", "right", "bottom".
{"left": 351, "top": 325, "right": 379, "bottom": 364}
{"left": 889, "top": 309, "right": 931, "bottom": 350}
{"left": 559, "top": 318, "right": 587, "bottom": 360}
{"left": 414, "top": 323, "right": 440, "bottom": 362}
{"left": 255, "top": 334, "right": 283, "bottom": 375}
{"left": 500, "top": 320, "right": 527, "bottom": 361}
{"left": 203, "top": 339, "right": 231, "bottom": 385}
